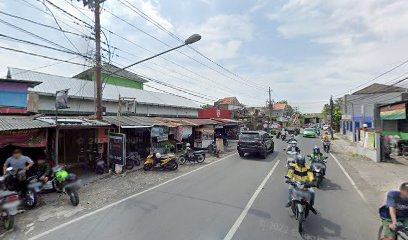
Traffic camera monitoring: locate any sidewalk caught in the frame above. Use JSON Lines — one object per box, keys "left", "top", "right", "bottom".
{"left": 331, "top": 134, "right": 408, "bottom": 209}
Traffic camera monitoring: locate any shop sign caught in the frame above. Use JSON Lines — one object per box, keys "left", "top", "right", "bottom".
{"left": 202, "top": 128, "right": 214, "bottom": 141}
{"left": 380, "top": 103, "right": 406, "bottom": 120}
{"left": 108, "top": 133, "right": 126, "bottom": 166}
{"left": 174, "top": 126, "right": 192, "bottom": 142}
{"left": 0, "top": 129, "right": 47, "bottom": 148}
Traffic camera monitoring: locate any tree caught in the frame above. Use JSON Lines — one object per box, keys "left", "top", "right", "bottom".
{"left": 322, "top": 99, "right": 343, "bottom": 131}
{"left": 200, "top": 104, "right": 212, "bottom": 109}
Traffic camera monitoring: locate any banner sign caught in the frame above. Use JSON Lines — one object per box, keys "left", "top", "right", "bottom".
{"left": 151, "top": 127, "right": 169, "bottom": 142}
{"left": 380, "top": 103, "right": 406, "bottom": 120}
{"left": 0, "top": 129, "right": 47, "bottom": 148}
{"left": 108, "top": 133, "right": 126, "bottom": 166}
{"left": 174, "top": 126, "right": 192, "bottom": 142}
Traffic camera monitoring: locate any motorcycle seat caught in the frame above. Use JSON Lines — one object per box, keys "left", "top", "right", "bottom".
{"left": 193, "top": 150, "right": 205, "bottom": 155}
{"left": 0, "top": 190, "right": 18, "bottom": 199}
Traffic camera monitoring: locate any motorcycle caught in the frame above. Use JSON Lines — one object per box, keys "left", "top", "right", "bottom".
{"left": 178, "top": 147, "right": 205, "bottom": 165}
{"left": 0, "top": 177, "right": 20, "bottom": 230}
{"left": 51, "top": 166, "right": 81, "bottom": 206}
{"left": 323, "top": 141, "right": 331, "bottom": 153}
{"left": 285, "top": 150, "right": 299, "bottom": 168}
{"left": 308, "top": 155, "right": 327, "bottom": 188}
{"left": 143, "top": 152, "right": 178, "bottom": 171}
{"left": 285, "top": 179, "right": 314, "bottom": 233}
{"left": 124, "top": 152, "right": 141, "bottom": 170}
{"left": 4, "top": 167, "right": 41, "bottom": 209}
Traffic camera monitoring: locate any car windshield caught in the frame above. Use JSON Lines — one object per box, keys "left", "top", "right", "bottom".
{"left": 304, "top": 128, "right": 314, "bottom": 132}
{"left": 239, "top": 133, "right": 260, "bottom": 140}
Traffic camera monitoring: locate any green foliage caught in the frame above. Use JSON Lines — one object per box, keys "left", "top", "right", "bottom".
{"left": 201, "top": 104, "right": 212, "bottom": 109}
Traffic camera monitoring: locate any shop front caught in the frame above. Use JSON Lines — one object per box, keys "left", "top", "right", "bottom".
{"left": 0, "top": 117, "right": 51, "bottom": 170}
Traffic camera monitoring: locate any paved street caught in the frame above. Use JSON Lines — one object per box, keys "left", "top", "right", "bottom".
{"left": 29, "top": 137, "right": 379, "bottom": 240}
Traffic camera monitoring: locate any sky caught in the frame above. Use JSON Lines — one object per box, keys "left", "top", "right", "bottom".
{"left": 1, "top": 0, "right": 408, "bottom": 112}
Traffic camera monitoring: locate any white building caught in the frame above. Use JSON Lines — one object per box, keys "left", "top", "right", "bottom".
{"left": 6, "top": 67, "right": 200, "bottom": 117}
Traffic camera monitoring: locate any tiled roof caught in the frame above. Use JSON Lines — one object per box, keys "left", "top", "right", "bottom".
{"left": 352, "top": 83, "right": 406, "bottom": 95}
{"left": 0, "top": 116, "right": 52, "bottom": 132}
{"left": 7, "top": 68, "right": 200, "bottom": 109}
{"left": 216, "top": 97, "right": 240, "bottom": 105}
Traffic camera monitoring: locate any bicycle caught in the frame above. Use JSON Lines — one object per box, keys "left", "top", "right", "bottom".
{"left": 378, "top": 222, "right": 408, "bottom": 240}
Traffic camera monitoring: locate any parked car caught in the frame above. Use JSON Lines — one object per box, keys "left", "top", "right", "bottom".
{"left": 303, "top": 128, "right": 317, "bottom": 138}
{"left": 237, "top": 131, "right": 274, "bottom": 159}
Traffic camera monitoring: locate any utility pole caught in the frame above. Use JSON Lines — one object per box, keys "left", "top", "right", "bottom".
{"left": 94, "top": 0, "right": 102, "bottom": 120}
{"left": 330, "top": 95, "right": 334, "bottom": 139}
{"left": 268, "top": 87, "right": 272, "bottom": 132}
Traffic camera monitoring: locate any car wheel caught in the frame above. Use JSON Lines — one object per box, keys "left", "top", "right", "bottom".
{"left": 260, "top": 149, "right": 267, "bottom": 159}
{"left": 270, "top": 144, "right": 274, "bottom": 153}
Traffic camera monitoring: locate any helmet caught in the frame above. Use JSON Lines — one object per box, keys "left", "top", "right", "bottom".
{"left": 55, "top": 170, "right": 69, "bottom": 183}
{"left": 313, "top": 146, "right": 320, "bottom": 154}
{"left": 155, "top": 152, "right": 162, "bottom": 159}
{"left": 296, "top": 155, "right": 306, "bottom": 167}
{"left": 186, "top": 143, "right": 191, "bottom": 147}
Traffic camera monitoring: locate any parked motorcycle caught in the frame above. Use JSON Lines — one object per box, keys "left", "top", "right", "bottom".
{"left": 51, "top": 166, "right": 81, "bottom": 206}
{"left": 124, "top": 152, "right": 141, "bottom": 170}
{"left": 0, "top": 177, "right": 20, "bottom": 230}
{"left": 4, "top": 167, "right": 41, "bottom": 209}
{"left": 143, "top": 152, "right": 178, "bottom": 171}
{"left": 323, "top": 141, "right": 331, "bottom": 153}
{"left": 285, "top": 179, "right": 314, "bottom": 233}
{"left": 178, "top": 147, "right": 205, "bottom": 165}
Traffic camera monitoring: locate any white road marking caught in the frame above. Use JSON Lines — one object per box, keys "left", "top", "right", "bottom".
{"left": 224, "top": 159, "right": 281, "bottom": 240}
{"left": 28, "top": 153, "right": 237, "bottom": 240}
{"left": 330, "top": 152, "right": 368, "bottom": 203}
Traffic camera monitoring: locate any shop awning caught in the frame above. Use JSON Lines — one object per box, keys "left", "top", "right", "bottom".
{"left": 0, "top": 116, "right": 52, "bottom": 132}
{"left": 212, "top": 118, "right": 241, "bottom": 126}
{"left": 155, "top": 117, "right": 196, "bottom": 127}
{"left": 178, "top": 118, "right": 221, "bottom": 126}
{"left": 103, "top": 116, "right": 171, "bottom": 128}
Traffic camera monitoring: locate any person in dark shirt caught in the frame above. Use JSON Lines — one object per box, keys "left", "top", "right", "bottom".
{"left": 35, "top": 158, "right": 51, "bottom": 183}
{"left": 379, "top": 182, "right": 408, "bottom": 239}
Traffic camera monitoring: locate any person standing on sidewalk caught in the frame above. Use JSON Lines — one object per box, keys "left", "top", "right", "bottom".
{"left": 379, "top": 182, "right": 408, "bottom": 240}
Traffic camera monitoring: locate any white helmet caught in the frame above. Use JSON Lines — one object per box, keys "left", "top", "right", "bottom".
{"left": 186, "top": 143, "right": 191, "bottom": 147}
{"left": 155, "top": 153, "right": 161, "bottom": 159}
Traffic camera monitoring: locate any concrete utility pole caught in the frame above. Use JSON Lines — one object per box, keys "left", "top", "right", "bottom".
{"left": 94, "top": 0, "right": 103, "bottom": 120}
{"left": 330, "top": 95, "right": 334, "bottom": 139}
{"left": 268, "top": 87, "right": 272, "bottom": 131}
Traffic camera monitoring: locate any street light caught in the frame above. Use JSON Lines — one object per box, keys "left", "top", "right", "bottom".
{"left": 109, "top": 34, "right": 202, "bottom": 75}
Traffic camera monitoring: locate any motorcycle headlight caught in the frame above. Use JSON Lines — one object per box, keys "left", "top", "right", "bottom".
{"left": 315, "top": 169, "right": 321, "bottom": 173}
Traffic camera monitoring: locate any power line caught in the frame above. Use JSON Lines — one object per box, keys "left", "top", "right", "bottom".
{"left": 0, "top": 45, "right": 92, "bottom": 67}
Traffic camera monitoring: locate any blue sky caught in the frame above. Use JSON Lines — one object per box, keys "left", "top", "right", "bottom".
{"left": 1, "top": 0, "right": 408, "bottom": 112}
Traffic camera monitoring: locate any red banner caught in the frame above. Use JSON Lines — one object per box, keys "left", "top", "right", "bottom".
{"left": 0, "top": 129, "right": 47, "bottom": 148}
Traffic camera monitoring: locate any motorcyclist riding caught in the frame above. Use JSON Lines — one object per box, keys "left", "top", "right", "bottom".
{"left": 285, "top": 155, "right": 317, "bottom": 214}
{"left": 287, "top": 140, "right": 300, "bottom": 153}
{"left": 379, "top": 182, "right": 408, "bottom": 240}
{"left": 309, "top": 146, "right": 327, "bottom": 163}
{"left": 281, "top": 128, "right": 287, "bottom": 139}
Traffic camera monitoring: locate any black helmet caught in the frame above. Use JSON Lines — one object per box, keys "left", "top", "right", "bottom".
{"left": 296, "top": 155, "right": 306, "bottom": 167}
{"left": 313, "top": 146, "right": 320, "bottom": 154}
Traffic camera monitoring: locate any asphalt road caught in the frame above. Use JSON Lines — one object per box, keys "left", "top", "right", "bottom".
{"left": 31, "top": 136, "right": 379, "bottom": 240}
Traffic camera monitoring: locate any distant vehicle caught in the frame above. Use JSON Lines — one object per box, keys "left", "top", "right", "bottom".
{"left": 303, "top": 128, "right": 317, "bottom": 138}
{"left": 237, "top": 131, "right": 274, "bottom": 159}
{"left": 301, "top": 124, "right": 309, "bottom": 129}
{"left": 323, "top": 124, "right": 329, "bottom": 131}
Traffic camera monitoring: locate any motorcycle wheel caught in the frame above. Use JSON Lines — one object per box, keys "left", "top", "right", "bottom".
{"left": 197, "top": 155, "right": 205, "bottom": 163}
{"left": 25, "top": 189, "right": 38, "bottom": 209}
{"left": 143, "top": 163, "right": 153, "bottom": 171}
{"left": 125, "top": 160, "right": 135, "bottom": 170}
{"left": 68, "top": 189, "right": 80, "bottom": 206}
{"left": 178, "top": 156, "right": 187, "bottom": 165}
{"left": 238, "top": 151, "right": 244, "bottom": 157}
{"left": 52, "top": 181, "right": 63, "bottom": 193}
{"left": 298, "top": 211, "right": 304, "bottom": 233}
{"left": 3, "top": 213, "right": 15, "bottom": 230}
{"left": 316, "top": 176, "right": 322, "bottom": 188}
{"left": 135, "top": 159, "right": 141, "bottom": 166}
{"left": 166, "top": 161, "right": 178, "bottom": 170}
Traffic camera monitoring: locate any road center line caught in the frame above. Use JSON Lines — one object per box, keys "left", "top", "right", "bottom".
{"left": 223, "top": 159, "right": 281, "bottom": 240}
{"left": 330, "top": 152, "right": 368, "bottom": 203}
{"left": 28, "top": 153, "right": 237, "bottom": 240}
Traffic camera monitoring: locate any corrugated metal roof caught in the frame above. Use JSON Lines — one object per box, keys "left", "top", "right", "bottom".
{"left": 103, "top": 116, "right": 170, "bottom": 128}
{"left": 7, "top": 68, "right": 200, "bottom": 109}
{"left": 178, "top": 118, "right": 220, "bottom": 126}
{"left": 36, "top": 117, "right": 109, "bottom": 127}
{"left": 0, "top": 116, "right": 52, "bottom": 132}
{"left": 73, "top": 64, "right": 148, "bottom": 83}
{"left": 156, "top": 118, "right": 196, "bottom": 127}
